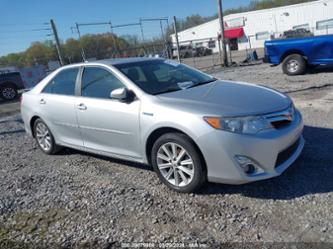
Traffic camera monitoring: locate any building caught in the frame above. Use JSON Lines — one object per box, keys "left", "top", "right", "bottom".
{"left": 170, "top": 0, "right": 333, "bottom": 52}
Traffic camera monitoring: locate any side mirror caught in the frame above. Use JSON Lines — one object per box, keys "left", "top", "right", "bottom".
{"left": 110, "top": 88, "right": 134, "bottom": 102}
{"left": 110, "top": 88, "right": 127, "bottom": 100}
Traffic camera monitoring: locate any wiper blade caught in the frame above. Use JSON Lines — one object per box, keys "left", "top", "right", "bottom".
{"left": 155, "top": 78, "right": 217, "bottom": 95}
{"left": 154, "top": 88, "right": 181, "bottom": 95}
{"left": 188, "top": 78, "right": 217, "bottom": 88}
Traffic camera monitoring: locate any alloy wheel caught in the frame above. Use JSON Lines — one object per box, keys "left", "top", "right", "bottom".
{"left": 36, "top": 122, "right": 52, "bottom": 152}
{"left": 287, "top": 59, "right": 299, "bottom": 73}
{"left": 157, "top": 142, "right": 194, "bottom": 187}
{"left": 2, "top": 87, "right": 16, "bottom": 100}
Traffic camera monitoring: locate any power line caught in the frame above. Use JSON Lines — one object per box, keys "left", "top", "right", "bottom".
{"left": 0, "top": 34, "right": 50, "bottom": 39}
{"left": 0, "top": 23, "right": 46, "bottom": 26}
{"left": 0, "top": 28, "right": 51, "bottom": 34}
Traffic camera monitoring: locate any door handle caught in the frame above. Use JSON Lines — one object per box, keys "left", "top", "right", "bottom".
{"left": 39, "top": 99, "right": 46, "bottom": 105}
{"left": 77, "top": 103, "right": 87, "bottom": 110}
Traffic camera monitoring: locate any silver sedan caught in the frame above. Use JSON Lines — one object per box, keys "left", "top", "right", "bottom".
{"left": 21, "top": 58, "right": 304, "bottom": 192}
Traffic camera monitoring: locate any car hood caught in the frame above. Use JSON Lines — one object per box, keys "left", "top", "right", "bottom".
{"left": 157, "top": 80, "right": 291, "bottom": 116}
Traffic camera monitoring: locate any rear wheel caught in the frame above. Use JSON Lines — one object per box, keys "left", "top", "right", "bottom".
{"left": 33, "top": 118, "right": 62, "bottom": 155}
{"left": 282, "top": 54, "right": 306, "bottom": 76}
{"left": 0, "top": 84, "right": 18, "bottom": 100}
{"left": 151, "top": 133, "right": 206, "bottom": 193}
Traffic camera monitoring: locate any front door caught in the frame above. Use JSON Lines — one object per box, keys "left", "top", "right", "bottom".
{"left": 75, "top": 66, "right": 141, "bottom": 159}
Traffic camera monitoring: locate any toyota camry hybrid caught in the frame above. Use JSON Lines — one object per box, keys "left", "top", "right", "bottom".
{"left": 21, "top": 58, "right": 305, "bottom": 192}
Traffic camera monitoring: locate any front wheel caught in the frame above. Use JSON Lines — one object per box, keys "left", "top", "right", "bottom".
{"left": 151, "top": 133, "right": 206, "bottom": 193}
{"left": 282, "top": 54, "right": 306, "bottom": 76}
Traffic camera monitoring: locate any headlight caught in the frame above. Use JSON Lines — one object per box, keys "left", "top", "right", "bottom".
{"left": 204, "top": 116, "right": 273, "bottom": 134}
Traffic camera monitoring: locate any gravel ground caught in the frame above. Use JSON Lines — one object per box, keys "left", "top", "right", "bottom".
{"left": 0, "top": 63, "right": 332, "bottom": 248}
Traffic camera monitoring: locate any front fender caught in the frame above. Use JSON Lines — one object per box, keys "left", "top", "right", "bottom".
{"left": 140, "top": 112, "right": 211, "bottom": 164}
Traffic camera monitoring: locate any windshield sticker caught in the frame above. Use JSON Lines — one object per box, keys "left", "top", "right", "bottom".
{"left": 177, "top": 81, "right": 194, "bottom": 89}
{"left": 164, "top": 60, "right": 180, "bottom": 67}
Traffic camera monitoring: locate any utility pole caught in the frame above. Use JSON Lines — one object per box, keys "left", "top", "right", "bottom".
{"left": 139, "top": 20, "right": 145, "bottom": 42}
{"left": 50, "top": 19, "right": 64, "bottom": 66}
{"left": 140, "top": 18, "right": 169, "bottom": 58}
{"left": 108, "top": 22, "right": 119, "bottom": 57}
{"left": 160, "top": 20, "right": 169, "bottom": 58}
{"left": 173, "top": 16, "right": 181, "bottom": 63}
{"left": 217, "top": 0, "right": 228, "bottom": 66}
{"left": 75, "top": 23, "right": 86, "bottom": 61}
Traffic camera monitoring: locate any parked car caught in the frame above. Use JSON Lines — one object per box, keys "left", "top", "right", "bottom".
{"left": 193, "top": 46, "right": 213, "bottom": 57}
{"left": 172, "top": 45, "right": 193, "bottom": 59}
{"left": 264, "top": 34, "right": 333, "bottom": 75}
{"left": 173, "top": 45, "right": 213, "bottom": 59}
{"left": 21, "top": 58, "right": 304, "bottom": 192}
{"left": 0, "top": 71, "right": 24, "bottom": 100}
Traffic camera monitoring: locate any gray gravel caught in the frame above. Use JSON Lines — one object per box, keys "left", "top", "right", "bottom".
{"left": 0, "top": 63, "right": 333, "bottom": 248}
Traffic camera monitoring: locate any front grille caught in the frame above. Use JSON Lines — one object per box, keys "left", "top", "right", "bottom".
{"left": 275, "top": 138, "right": 300, "bottom": 168}
{"left": 265, "top": 106, "right": 294, "bottom": 129}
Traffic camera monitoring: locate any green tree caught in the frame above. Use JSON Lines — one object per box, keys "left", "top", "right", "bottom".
{"left": 25, "top": 42, "right": 56, "bottom": 66}
{"left": 63, "top": 38, "right": 82, "bottom": 63}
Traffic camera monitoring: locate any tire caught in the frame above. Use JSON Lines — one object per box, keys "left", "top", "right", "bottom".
{"left": 0, "top": 84, "right": 18, "bottom": 100}
{"left": 151, "top": 133, "right": 206, "bottom": 193}
{"left": 33, "top": 118, "right": 62, "bottom": 155}
{"left": 282, "top": 54, "right": 306, "bottom": 76}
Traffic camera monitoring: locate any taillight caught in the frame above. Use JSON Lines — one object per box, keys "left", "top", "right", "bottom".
{"left": 19, "top": 95, "right": 23, "bottom": 103}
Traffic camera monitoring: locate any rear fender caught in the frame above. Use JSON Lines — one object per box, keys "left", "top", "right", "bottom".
{"left": 280, "top": 50, "right": 307, "bottom": 64}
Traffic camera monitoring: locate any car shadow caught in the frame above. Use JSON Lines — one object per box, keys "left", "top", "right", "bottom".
{"left": 306, "top": 64, "right": 333, "bottom": 74}
{"left": 58, "top": 147, "right": 153, "bottom": 172}
{"left": 199, "top": 125, "right": 333, "bottom": 200}
{"left": 0, "top": 128, "right": 25, "bottom": 136}
{"left": 57, "top": 125, "right": 332, "bottom": 200}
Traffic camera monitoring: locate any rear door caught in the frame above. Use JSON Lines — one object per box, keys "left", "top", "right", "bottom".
{"left": 38, "top": 67, "right": 83, "bottom": 147}
{"left": 75, "top": 66, "right": 141, "bottom": 159}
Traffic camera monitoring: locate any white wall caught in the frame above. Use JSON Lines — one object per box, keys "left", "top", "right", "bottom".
{"left": 171, "top": 0, "right": 333, "bottom": 51}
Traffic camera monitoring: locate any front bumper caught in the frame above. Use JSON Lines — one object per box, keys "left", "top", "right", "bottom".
{"left": 197, "top": 110, "right": 304, "bottom": 184}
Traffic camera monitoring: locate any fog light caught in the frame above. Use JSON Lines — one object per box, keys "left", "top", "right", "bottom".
{"left": 234, "top": 155, "right": 263, "bottom": 175}
{"left": 242, "top": 163, "right": 256, "bottom": 174}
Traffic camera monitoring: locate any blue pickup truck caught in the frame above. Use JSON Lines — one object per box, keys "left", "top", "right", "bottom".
{"left": 264, "top": 34, "right": 333, "bottom": 75}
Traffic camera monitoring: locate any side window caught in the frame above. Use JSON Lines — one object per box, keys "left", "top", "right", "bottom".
{"left": 208, "top": 40, "right": 216, "bottom": 48}
{"left": 81, "top": 67, "right": 124, "bottom": 99}
{"left": 316, "top": 19, "right": 333, "bottom": 30}
{"left": 255, "top": 31, "right": 270, "bottom": 40}
{"left": 43, "top": 68, "right": 79, "bottom": 96}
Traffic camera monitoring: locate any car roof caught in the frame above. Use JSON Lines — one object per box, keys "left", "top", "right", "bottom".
{"left": 59, "top": 57, "right": 166, "bottom": 71}
{"left": 64, "top": 57, "right": 164, "bottom": 68}
{"left": 58, "top": 57, "right": 166, "bottom": 74}
{"left": 98, "top": 57, "right": 164, "bottom": 65}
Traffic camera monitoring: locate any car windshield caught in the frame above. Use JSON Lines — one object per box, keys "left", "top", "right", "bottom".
{"left": 114, "top": 59, "right": 216, "bottom": 95}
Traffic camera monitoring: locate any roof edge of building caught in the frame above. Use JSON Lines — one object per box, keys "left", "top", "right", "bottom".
{"left": 171, "top": 0, "right": 330, "bottom": 37}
